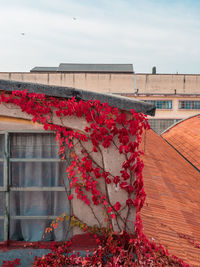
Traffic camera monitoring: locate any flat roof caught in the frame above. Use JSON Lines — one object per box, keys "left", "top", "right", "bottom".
{"left": 30, "top": 67, "right": 58, "bottom": 72}
{"left": 30, "top": 63, "right": 134, "bottom": 73}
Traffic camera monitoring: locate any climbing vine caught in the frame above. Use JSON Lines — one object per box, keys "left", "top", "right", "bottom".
{"left": 0, "top": 90, "right": 190, "bottom": 266}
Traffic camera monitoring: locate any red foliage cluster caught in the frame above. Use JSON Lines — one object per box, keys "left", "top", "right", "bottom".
{"left": 0, "top": 90, "right": 149, "bottom": 222}
{"left": 0, "top": 90, "right": 190, "bottom": 266}
{"left": 1, "top": 258, "right": 20, "bottom": 267}
{"left": 33, "top": 230, "right": 189, "bottom": 267}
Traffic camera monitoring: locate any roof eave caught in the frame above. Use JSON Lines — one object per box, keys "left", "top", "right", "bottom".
{"left": 0, "top": 79, "right": 156, "bottom": 116}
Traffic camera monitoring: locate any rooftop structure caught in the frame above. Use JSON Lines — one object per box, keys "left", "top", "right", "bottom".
{"left": 30, "top": 67, "right": 58, "bottom": 72}
{"left": 141, "top": 130, "right": 200, "bottom": 266}
{"left": 0, "top": 79, "right": 151, "bottom": 265}
{"left": 1, "top": 66, "right": 200, "bottom": 134}
{"left": 0, "top": 79, "right": 200, "bottom": 265}
{"left": 30, "top": 63, "right": 134, "bottom": 73}
{"left": 162, "top": 114, "right": 200, "bottom": 171}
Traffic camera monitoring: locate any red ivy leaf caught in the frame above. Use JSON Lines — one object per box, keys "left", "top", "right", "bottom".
{"left": 113, "top": 202, "right": 121, "bottom": 211}
{"left": 68, "top": 194, "right": 73, "bottom": 200}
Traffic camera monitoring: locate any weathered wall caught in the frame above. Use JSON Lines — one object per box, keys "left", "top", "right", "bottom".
{"left": 1, "top": 72, "right": 200, "bottom": 133}
{"left": 0, "top": 106, "right": 136, "bottom": 235}
{"left": 1, "top": 72, "right": 200, "bottom": 94}
{"left": 0, "top": 116, "right": 43, "bottom": 131}
{"left": 136, "top": 74, "right": 200, "bottom": 94}
{"left": 0, "top": 72, "right": 134, "bottom": 94}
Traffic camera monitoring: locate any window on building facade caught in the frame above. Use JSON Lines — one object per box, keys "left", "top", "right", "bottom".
{"left": 148, "top": 119, "right": 181, "bottom": 135}
{"left": 0, "top": 132, "right": 70, "bottom": 242}
{"left": 142, "top": 100, "right": 172, "bottom": 109}
{"left": 179, "top": 100, "right": 200, "bottom": 109}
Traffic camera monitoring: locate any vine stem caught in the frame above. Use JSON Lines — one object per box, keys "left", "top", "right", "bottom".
{"left": 88, "top": 204, "right": 102, "bottom": 228}
{"left": 112, "top": 138, "right": 135, "bottom": 232}
{"left": 78, "top": 139, "right": 116, "bottom": 178}
{"left": 97, "top": 145, "right": 127, "bottom": 232}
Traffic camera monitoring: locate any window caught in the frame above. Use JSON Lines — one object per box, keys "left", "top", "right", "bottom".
{"left": 148, "top": 119, "right": 181, "bottom": 135}
{"left": 0, "top": 132, "right": 70, "bottom": 242}
{"left": 179, "top": 100, "right": 200, "bottom": 109}
{"left": 142, "top": 100, "right": 172, "bottom": 109}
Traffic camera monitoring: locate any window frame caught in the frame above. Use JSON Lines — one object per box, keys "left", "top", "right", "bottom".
{"left": 179, "top": 100, "right": 200, "bottom": 110}
{"left": 142, "top": 100, "right": 173, "bottom": 110}
{"left": 0, "top": 130, "right": 69, "bottom": 242}
{"left": 148, "top": 119, "right": 181, "bottom": 135}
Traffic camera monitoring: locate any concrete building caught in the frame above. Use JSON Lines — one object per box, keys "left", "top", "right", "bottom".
{"left": 133, "top": 73, "right": 200, "bottom": 134}
{"left": 0, "top": 80, "right": 154, "bottom": 265}
{"left": 0, "top": 63, "right": 200, "bottom": 134}
{"left": 0, "top": 80, "right": 200, "bottom": 266}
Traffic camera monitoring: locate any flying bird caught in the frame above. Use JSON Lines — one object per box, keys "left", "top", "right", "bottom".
{"left": 21, "top": 33, "right": 25, "bottom": 36}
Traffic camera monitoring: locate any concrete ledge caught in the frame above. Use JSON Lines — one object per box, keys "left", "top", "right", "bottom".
{"left": 0, "top": 79, "right": 156, "bottom": 116}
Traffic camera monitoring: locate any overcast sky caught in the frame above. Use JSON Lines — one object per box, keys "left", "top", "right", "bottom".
{"left": 0, "top": 0, "right": 200, "bottom": 73}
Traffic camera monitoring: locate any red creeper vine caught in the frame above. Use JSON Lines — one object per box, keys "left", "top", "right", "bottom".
{"left": 0, "top": 90, "right": 190, "bottom": 266}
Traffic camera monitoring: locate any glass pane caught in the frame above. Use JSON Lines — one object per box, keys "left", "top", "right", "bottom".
{"left": 0, "top": 135, "right": 4, "bottom": 158}
{"left": 11, "top": 162, "right": 68, "bottom": 187}
{"left": 10, "top": 133, "right": 60, "bottom": 158}
{"left": 10, "top": 191, "right": 70, "bottom": 216}
{"left": 0, "top": 193, "right": 4, "bottom": 216}
{"left": 0, "top": 162, "right": 3, "bottom": 186}
{"left": 10, "top": 219, "right": 70, "bottom": 242}
{"left": 0, "top": 220, "right": 3, "bottom": 241}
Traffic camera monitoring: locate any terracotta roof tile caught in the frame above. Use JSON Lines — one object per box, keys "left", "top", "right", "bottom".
{"left": 140, "top": 130, "right": 200, "bottom": 266}
{"left": 162, "top": 115, "right": 200, "bottom": 171}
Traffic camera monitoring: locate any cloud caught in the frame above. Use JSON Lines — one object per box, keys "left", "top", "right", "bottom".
{"left": 0, "top": 0, "right": 200, "bottom": 73}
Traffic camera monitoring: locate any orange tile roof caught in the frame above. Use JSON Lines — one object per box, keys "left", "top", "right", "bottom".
{"left": 162, "top": 114, "right": 200, "bottom": 171}
{"left": 140, "top": 130, "right": 200, "bottom": 266}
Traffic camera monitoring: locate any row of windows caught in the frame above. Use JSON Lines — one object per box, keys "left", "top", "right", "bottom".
{"left": 142, "top": 100, "right": 200, "bottom": 110}
{"left": 143, "top": 100, "right": 172, "bottom": 109}
{"left": 179, "top": 101, "right": 200, "bottom": 110}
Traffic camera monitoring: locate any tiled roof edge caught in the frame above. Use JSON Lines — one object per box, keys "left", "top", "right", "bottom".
{"left": 161, "top": 135, "right": 200, "bottom": 173}
{"left": 161, "top": 113, "right": 200, "bottom": 135}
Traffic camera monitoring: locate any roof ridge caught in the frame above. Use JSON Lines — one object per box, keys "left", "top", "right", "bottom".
{"left": 161, "top": 113, "right": 200, "bottom": 135}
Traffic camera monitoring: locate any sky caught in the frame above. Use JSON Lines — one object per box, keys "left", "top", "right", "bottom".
{"left": 0, "top": 0, "right": 200, "bottom": 73}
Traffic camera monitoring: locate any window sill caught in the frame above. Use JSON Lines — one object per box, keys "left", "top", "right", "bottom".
{"left": 0, "top": 233, "right": 97, "bottom": 251}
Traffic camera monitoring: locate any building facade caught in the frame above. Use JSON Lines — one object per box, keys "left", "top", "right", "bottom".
{"left": 0, "top": 64, "right": 200, "bottom": 134}
{"left": 0, "top": 79, "right": 155, "bottom": 243}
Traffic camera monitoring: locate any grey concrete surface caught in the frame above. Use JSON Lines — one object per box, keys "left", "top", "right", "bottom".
{"left": 0, "top": 249, "right": 50, "bottom": 266}
{"left": 0, "top": 79, "right": 156, "bottom": 115}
